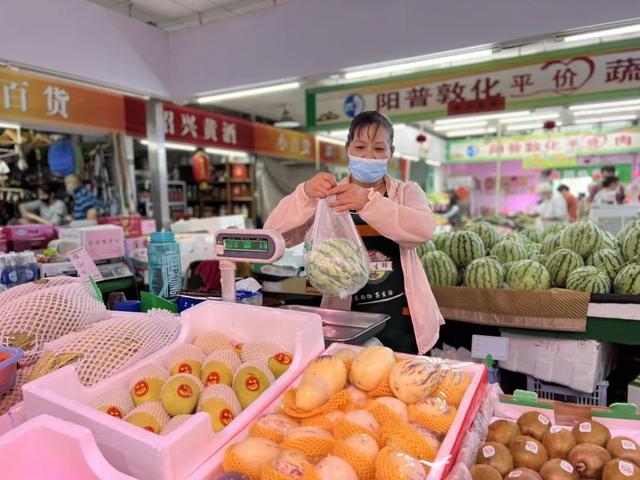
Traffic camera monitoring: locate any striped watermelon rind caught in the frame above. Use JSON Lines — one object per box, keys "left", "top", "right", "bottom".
{"left": 617, "top": 219, "right": 640, "bottom": 244}
{"left": 522, "top": 227, "right": 542, "bottom": 243}
{"left": 559, "top": 221, "right": 603, "bottom": 257}
{"left": 600, "top": 230, "right": 618, "bottom": 250}
{"left": 526, "top": 243, "right": 542, "bottom": 256}
{"left": 586, "top": 249, "right": 625, "bottom": 281}
{"left": 541, "top": 232, "right": 563, "bottom": 255}
{"left": 421, "top": 251, "right": 458, "bottom": 287}
{"left": 545, "top": 248, "right": 585, "bottom": 288}
{"left": 621, "top": 226, "right": 640, "bottom": 261}
{"left": 505, "top": 260, "right": 551, "bottom": 290}
{"left": 566, "top": 266, "right": 611, "bottom": 294}
{"left": 416, "top": 241, "right": 436, "bottom": 257}
{"left": 543, "top": 223, "right": 566, "bottom": 239}
{"left": 492, "top": 239, "right": 528, "bottom": 264}
{"left": 448, "top": 231, "right": 485, "bottom": 268}
{"left": 467, "top": 221, "right": 499, "bottom": 249}
{"left": 464, "top": 257, "right": 504, "bottom": 289}
{"left": 613, "top": 262, "right": 640, "bottom": 295}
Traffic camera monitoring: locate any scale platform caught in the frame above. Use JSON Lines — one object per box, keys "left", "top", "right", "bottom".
{"left": 280, "top": 305, "right": 389, "bottom": 346}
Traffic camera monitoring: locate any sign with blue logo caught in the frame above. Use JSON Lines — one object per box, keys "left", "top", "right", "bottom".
{"left": 466, "top": 145, "right": 478, "bottom": 158}
{"left": 343, "top": 94, "right": 364, "bottom": 118}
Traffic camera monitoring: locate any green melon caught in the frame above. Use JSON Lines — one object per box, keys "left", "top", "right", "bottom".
{"left": 586, "top": 249, "right": 625, "bottom": 281}
{"left": 566, "top": 266, "right": 611, "bottom": 294}
{"left": 541, "top": 232, "right": 563, "bottom": 255}
{"left": 416, "top": 241, "right": 436, "bottom": 257}
{"left": 613, "top": 262, "right": 640, "bottom": 295}
{"left": 448, "top": 231, "right": 485, "bottom": 268}
{"left": 559, "top": 221, "right": 603, "bottom": 257}
{"left": 421, "top": 251, "right": 458, "bottom": 287}
{"left": 522, "top": 228, "right": 542, "bottom": 244}
{"left": 492, "top": 239, "right": 528, "bottom": 265}
{"left": 543, "top": 223, "right": 566, "bottom": 239}
{"left": 467, "top": 221, "right": 500, "bottom": 249}
{"left": 526, "top": 243, "right": 543, "bottom": 257}
{"left": 617, "top": 219, "right": 640, "bottom": 244}
{"left": 621, "top": 226, "right": 640, "bottom": 261}
{"left": 432, "top": 232, "right": 453, "bottom": 253}
{"left": 530, "top": 253, "right": 547, "bottom": 265}
{"left": 600, "top": 229, "right": 618, "bottom": 250}
{"left": 545, "top": 248, "right": 585, "bottom": 288}
{"left": 464, "top": 257, "right": 504, "bottom": 289}
{"left": 505, "top": 260, "right": 551, "bottom": 290}
{"left": 502, "top": 232, "right": 531, "bottom": 244}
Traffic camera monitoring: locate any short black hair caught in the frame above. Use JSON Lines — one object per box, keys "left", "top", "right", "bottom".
{"left": 346, "top": 111, "right": 395, "bottom": 152}
{"left": 39, "top": 184, "right": 53, "bottom": 195}
{"left": 557, "top": 184, "right": 569, "bottom": 192}
{"left": 601, "top": 165, "right": 616, "bottom": 174}
{"left": 603, "top": 176, "right": 619, "bottom": 188}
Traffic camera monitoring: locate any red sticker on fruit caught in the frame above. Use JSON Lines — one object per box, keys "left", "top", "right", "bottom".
{"left": 178, "top": 384, "right": 193, "bottom": 398}
{"left": 275, "top": 353, "right": 292, "bottom": 365}
{"left": 220, "top": 408, "right": 235, "bottom": 426}
{"left": 106, "top": 407, "right": 123, "bottom": 418}
{"left": 206, "top": 372, "right": 220, "bottom": 386}
{"left": 134, "top": 380, "right": 149, "bottom": 397}
{"left": 246, "top": 375, "right": 261, "bottom": 392}
{"left": 178, "top": 363, "right": 192, "bottom": 374}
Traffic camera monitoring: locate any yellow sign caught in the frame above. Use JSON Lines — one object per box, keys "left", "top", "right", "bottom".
{"left": 522, "top": 152, "right": 577, "bottom": 169}
{"left": 253, "top": 123, "right": 316, "bottom": 161}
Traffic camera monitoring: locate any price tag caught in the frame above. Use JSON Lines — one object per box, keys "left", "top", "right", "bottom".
{"left": 68, "top": 247, "right": 103, "bottom": 281}
{"left": 471, "top": 335, "right": 509, "bottom": 362}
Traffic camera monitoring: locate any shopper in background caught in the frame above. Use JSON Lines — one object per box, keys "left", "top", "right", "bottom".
{"left": 64, "top": 174, "right": 99, "bottom": 220}
{"left": 441, "top": 190, "right": 462, "bottom": 227}
{"left": 589, "top": 166, "right": 626, "bottom": 204}
{"left": 534, "top": 183, "right": 568, "bottom": 225}
{"left": 18, "top": 184, "right": 68, "bottom": 226}
{"left": 265, "top": 111, "right": 443, "bottom": 354}
{"left": 577, "top": 192, "right": 590, "bottom": 220}
{"left": 557, "top": 184, "right": 577, "bottom": 222}
{"left": 592, "top": 176, "right": 621, "bottom": 205}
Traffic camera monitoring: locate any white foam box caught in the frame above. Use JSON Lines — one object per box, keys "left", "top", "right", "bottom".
{"left": 22, "top": 301, "right": 325, "bottom": 480}
{"left": 193, "top": 342, "right": 489, "bottom": 480}
{"left": 498, "top": 333, "right": 618, "bottom": 393}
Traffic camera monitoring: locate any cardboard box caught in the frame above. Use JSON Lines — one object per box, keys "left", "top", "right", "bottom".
{"left": 98, "top": 216, "right": 156, "bottom": 238}
{"left": 59, "top": 225, "right": 125, "bottom": 261}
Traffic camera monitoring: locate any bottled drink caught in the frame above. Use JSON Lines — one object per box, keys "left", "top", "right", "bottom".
{"left": 147, "top": 231, "right": 182, "bottom": 300}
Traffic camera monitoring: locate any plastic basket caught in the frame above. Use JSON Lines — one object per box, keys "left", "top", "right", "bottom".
{"left": 0, "top": 346, "right": 23, "bottom": 396}
{"left": 526, "top": 375, "right": 608, "bottom": 407}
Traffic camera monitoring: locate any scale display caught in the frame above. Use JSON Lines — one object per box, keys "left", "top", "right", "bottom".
{"left": 222, "top": 238, "right": 269, "bottom": 253}
{"left": 215, "top": 228, "right": 285, "bottom": 263}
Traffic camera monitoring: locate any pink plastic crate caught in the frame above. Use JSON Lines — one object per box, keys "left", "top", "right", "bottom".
{"left": 22, "top": 301, "right": 324, "bottom": 480}
{"left": 194, "top": 343, "right": 488, "bottom": 480}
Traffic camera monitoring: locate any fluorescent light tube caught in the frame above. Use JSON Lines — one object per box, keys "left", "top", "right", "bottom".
{"left": 196, "top": 82, "right": 301, "bottom": 103}
{"left": 569, "top": 98, "right": 640, "bottom": 111}
{"left": 573, "top": 105, "right": 640, "bottom": 116}
{"left": 434, "top": 121, "right": 488, "bottom": 132}
{"left": 564, "top": 24, "right": 640, "bottom": 42}
{"left": 205, "top": 147, "right": 248, "bottom": 157}
{"left": 573, "top": 114, "right": 637, "bottom": 125}
{"left": 446, "top": 127, "right": 497, "bottom": 137}
{"left": 435, "top": 111, "right": 530, "bottom": 126}
{"left": 140, "top": 139, "right": 196, "bottom": 152}
{"left": 500, "top": 112, "right": 560, "bottom": 123}
{"left": 0, "top": 122, "right": 20, "bottom": 129}
{"left": 505, "top": 121, "right": 562, "bottom": 132}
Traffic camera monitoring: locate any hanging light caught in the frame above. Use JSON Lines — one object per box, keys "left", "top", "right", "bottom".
{"left": 273, "top": 105, "right": 300, "bottom": 129}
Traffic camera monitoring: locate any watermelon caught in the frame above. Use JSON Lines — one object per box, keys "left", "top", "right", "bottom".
{"left": 492, "top": 239, "right": 528, "bottom": 264}
{"left": 586, "top": 249, "right": 625, "bottom": 281}
{"left": 448, "top": 231, "right": 485, "bottom": 268}
{"left": 613, "top": 262, "right": 640, "bottom": 295}
{"left": 600, "top": 230, "right": 618, "bottom": 250}
{"left": 421, "top": 251, "right": 458, "bottom": 287}
{"left": 502, "top": 232, "right": 531, "bottom": 244}
{"left": 566, "top": 266, "right": 611, "bottom": 294}
{"left": 417, "top": 241, "right": 436, "bottom": 257}
{"left": 526, "top": 243, "right": 542, "bottom": 257}
{"left": 621, "top": 226, "right": 640, "bottom": 261}
{"left": 505, "top": 260, "right": 551, "bottom": 290}
{"left": 432, "top": 233, "right": 452, "bottom": 253}
{"left": 530, "top": 253, "right": 547, "bottom": 265}
{"left": 464, "top": 257, "right": 504, "bottom": 289}
{"left": 522, "top": 227, "right": 542, "bottom": 243}
{"left": 617, "top": 219, "right": 640, "bottom": 244}
{"left": 543, "top": 223, "right": 565, "bottom": 239}
{"left": 545, "top": 248, "right": 585, "bottom": 288}
{"left": 541, "top": 232, "right": 563, "bottom": 255}
{"left": 559, "top": 221, "right": 603, "bottom": 257}
{"left": 467, "top": 221, "right": 499, "bottom": 249}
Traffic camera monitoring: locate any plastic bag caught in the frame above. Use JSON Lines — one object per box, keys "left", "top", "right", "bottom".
{"left": 304, "top": 199, "right": 369, "bottom": 298}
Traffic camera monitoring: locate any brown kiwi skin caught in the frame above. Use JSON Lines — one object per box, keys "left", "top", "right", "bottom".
{"left": 543, "top": 428, "right": 576, "bottom": 460}
{"left": 476, "top": 441, "right": 514, "bottom": 477}
{"left": 567, "top": 443, "right": 612, "bottom": 479}
{"left": 517, "top": 411, "right": 552, "bottom": 441}
{"left": 509, "top": 435, "right": 549, "bottom": 471}
{"left": 606, "top": 436, "right": 640, "bottom": 466}
{"left": 539, "top": 459, "right": 579, "bottom": 480}
{"left": 571, "top": 420, "right": 611, "bottom": 447}
{"left": 470, "top": 464, "right": 503, "bottom": 480}
{"left": 602, "top": 458, "right": 640, "bottom": 480}
{"left": 487, "top": 419, "right": 522, "bottom": 446}
{"left": 506, "top": 468, "right": 543, "bottom": 480}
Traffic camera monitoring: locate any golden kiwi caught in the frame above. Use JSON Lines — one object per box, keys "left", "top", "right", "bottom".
{"left": 488, "top": 420, "right": 522, "bottom": 446}
{"left": 476, "top": 441, "right": 514, "bottom": 477}
{"left": 506, "top": 468, "right": 543, "bottom": 480}
{"left": 539, "top": 459, "right": 579, "bottom": 480}
{"left": 602, "top": 459, "right": 640, "bottom": 480}
{"left": 509, "top": 435, "right": 549, "bottom": 471}
{"left": 543, "top": 427, "right": 576, "bottom": 460}
{"left": 571, "top": 420, "right": 611, "bottom": 447}
{"left": 607, "top": 436, "right": 640, "bottom": 466}
{"left": 517, "top": 412, "right": 552, "bottom": 441}
{"left": 470, "top": 464, "right": 503, "bottom": 480}
{"left": 567, "top": 444, "right": 611, "bottom": 479}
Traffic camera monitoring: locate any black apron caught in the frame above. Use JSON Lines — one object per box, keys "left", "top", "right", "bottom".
{"left": 351, "top": 210, "right": 418, "bottom": 354}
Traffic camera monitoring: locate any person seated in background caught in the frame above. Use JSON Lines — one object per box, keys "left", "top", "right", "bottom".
{"left": 534, "top": 183, "right": 568, "bottom": 225}
{"left": 592, "top": 176, "right": 621, "bottom": 205}
{"left": 557, "top": 184, "right": 577, "bottom": 222}
{"left": 64, "top": 174, "right": 99, "bottom": 220}
{"left": 589, "top": 166, "right": 626, "bottom": 204}
{"left": 19, "top": 184, "right": 68, "bottom": 226}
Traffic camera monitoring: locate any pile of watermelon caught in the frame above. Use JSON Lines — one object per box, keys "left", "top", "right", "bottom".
{"left": 417, "top": 219, "right": 640, "bottom": 295}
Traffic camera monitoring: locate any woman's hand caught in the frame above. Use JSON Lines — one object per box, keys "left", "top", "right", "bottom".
{"left": 304, "top": 172, "right": 337, "bottom": 199}
{"left": 328, "top": 183, "right": 369, "bottom": 213}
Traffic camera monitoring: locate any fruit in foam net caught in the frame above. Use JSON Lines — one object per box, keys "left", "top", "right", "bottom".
{"left": 334, "top": 409, "right": 380, "bottom": 440}
{"left": 389, "top": 357, "right": 441, "bottom": 404}
{"left": 333, "top": 433, "right": 379, "bottom": 480}
{"left": 567, "top": 444, "right": 611, "bottom": 479}
{"left": 91, "top": 388, "right": 134, "bottom": 419}
{"left": 233, "top": 360, "right": 275, "bottom": 409}
{"left": 161, "top": 414, "right": 192, "bottom": 435}
{"left": 261, "top": 450, "right": 312, "bottom": 479}
{"left": 509, "top": 436, "right": 549, "bottom": 472}
{"left": 223, "top": 437, "right": 281, "bottom": 479}
{"left": 250, "top": 413, "right": 299, "bottom": 443}
{"left": 435, "top": 368, "right": 472, "bottom": 407}
{"left": 542, "top": 427, "right": 576, "bottom": 460}
{"left": 606, "top": 436, "right": 640, "bottom": 466}
{"left": 345, "top": 385, "right": 369, "bottom": 408}
{"left": 407, "top": 396, "right": 456, "bottom": 435}
{"left": 505, "top": 468, "right": 543, "bottom": 480}
{"left": 517, "top": 412, "right": 552, "bottom": 441}
{"left": 487, "top": 420, "right": 522, "bottom": 446}
{"left": 344, "top": 433, "right": 380, "bottom": 461}
{"left": 160, "top": 373, "right": 204, "bottom": 416}
{"left": 539, "top": 459, "right": 579, "bottom": 480}
{"left": 315, "top": 455, "right": 359, "bottom": 480}
{"left": 124, "top": 402, "right": 170, "bottom": 434}
{"left": 476, "top": 441, "right": 514, "bottom": 476}
{"left": 201, "top": 349, "right": 241, "bottom": 387}
{"left": 240, "top": 340, "right": 293, "bottom": 378}
{"left": 295, "top": 356, "right": 347, "bottom": 412}
{"left": 602, "top": 459, "right": 640, "bottom": 480}
{"left": 374, "top": 447, "right": 427, "bottom": 480}
{"left": 348, "top": 346, "right": 396, "bottom": 392}
{"left": 470, "top": 464, "right": 503, "bottom": 480}
{"left": 300, "top": 409, "right": 344, "bottom": 432}
{"left": 381, "top": 421, "right": 440, "bottom": 462}
{"left": 168, "top": 344, "right": 205, "bottom": 377}
{"left": 333, "top": 348, "right": 357, "bottom": 369}
{"left": 279, "top": 426, "right": 336, "bottom": 463}
{"left": 197, "top": 384, "right": 242, "bottom": 432}
{"left": 571, "top": 420, "right": 611, "bottom": 447}
{"left": 193, "top": 331, "right": 234, "bottom": 355}
{"left": 129, "top": 363, "right": 170, "bottom": 406}
{"left": 367, "top": 396, "right": 409, "bottom": 423}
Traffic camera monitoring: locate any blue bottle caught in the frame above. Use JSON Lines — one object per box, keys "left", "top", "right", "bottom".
{"left": 147, "top": 232, "right": 183, "bottom": 301}
{"left": 1, "top": 253, "right": 19, "bottom": 287}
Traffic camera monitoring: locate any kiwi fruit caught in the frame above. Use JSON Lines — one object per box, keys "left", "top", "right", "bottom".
{"left": 510, "top": 435, "right": 549, "bottom": 471}
{"left": 543, "top": 427, "right": 576, "bottom": 460}
{"left": 571, "top": 420, "right": 611, "bottom": 447}
{"left": 603, "top": 458, "right": 640, "bottom": 480}
{"left": 488, "top": 420, "right": 522, "bottom": 446}
{"left": 567, "top": 443, "right": 611, "bottom": 479}
{"left": 506, "top": 468, "right": 543, "bottom": 480}
{"left": 539, "top": 459, "right": 579, "bottom": 480}
{"left": 607, "top": 436, "right": 640, "bottom": 466}
{"left": 517, "top": 411, "right": 552, "bottom": 441}
{"left": 476, "top": 441, "right": 514, "bottom": 477}
{"left": 470, "top": 464, "right": 503, "bottom": 480}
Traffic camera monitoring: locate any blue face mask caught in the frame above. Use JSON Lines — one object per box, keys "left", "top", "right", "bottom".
{"left": 348, "top": 155, "right": 388, "bottom": 184}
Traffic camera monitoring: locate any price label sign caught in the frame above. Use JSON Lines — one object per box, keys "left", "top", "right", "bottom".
{"left": 68, "top": 247, "right": 103, "bottom": 281}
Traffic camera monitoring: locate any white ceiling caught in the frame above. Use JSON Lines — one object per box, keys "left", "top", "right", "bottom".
{"left": 86, "top": 0, "right": 291, "bottom": 31}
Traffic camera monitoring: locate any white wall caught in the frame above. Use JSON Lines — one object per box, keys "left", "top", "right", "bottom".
{"left": 0, "top": 0, "right": 170, "bottom": 98}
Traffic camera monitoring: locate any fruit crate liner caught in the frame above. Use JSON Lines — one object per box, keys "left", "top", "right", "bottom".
{"left": 432, "top": 287, "right": 590, "bottom": 332}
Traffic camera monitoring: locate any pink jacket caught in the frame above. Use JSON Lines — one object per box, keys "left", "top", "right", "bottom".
{"left": 264, "top": 175, "right": 444, "bottom": 353}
